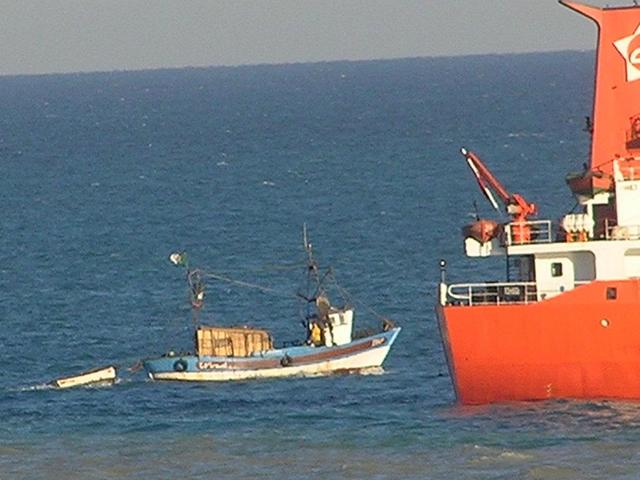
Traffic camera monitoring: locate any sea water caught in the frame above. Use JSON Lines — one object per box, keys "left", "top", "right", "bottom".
{"left": 3, "top": 52, "right": 640, "bottom": 479}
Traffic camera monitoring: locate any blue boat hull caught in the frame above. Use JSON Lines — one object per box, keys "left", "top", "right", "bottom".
{"left": 143, "top": 328, "right": 400, "bottom": 382}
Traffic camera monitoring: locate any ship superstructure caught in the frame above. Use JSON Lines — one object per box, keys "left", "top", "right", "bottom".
{"left": 436, "top": 1, "right": 640, "bottom": 404}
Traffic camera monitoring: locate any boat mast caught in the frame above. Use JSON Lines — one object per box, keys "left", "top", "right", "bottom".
{"left": 303, "top": 223, "right": 321, "bottom": 288}
{"left": 169, "top": 251, "right": 205, "bottom": 326}
{"left": 302, "top": 223, "right": 321, "bottom": 321}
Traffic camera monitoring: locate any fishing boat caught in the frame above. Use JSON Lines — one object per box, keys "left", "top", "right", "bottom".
{"left": 436, "top": 1, "right": 640, "bottom": 404}
{"left": 144, "top": 232, "right": 400, "bottom": 382}
{"left": 50, "top": 365, "right": 117, "bottom": 389}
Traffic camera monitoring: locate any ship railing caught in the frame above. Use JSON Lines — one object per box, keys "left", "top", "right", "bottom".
{"left": 603, "top": 219, "right": 640, "bottom": 241}
{"left": 617, "top": 160, "right": 640, "bottom": 181}
{"left": 446, "top": 281, "right": 538, "bottom": 306}
{"left": 445, "top": 280, "right": 593, "bottom": 306}
{"left": 504, "top": 220, "right": 553, "bottom": 246}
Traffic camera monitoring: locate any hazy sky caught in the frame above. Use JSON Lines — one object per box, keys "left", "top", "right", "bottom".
{"left": 0, "top": 0, "right": 632, "bottom": 76}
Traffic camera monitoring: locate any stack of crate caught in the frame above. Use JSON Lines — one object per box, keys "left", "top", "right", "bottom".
{"left": 196, "top": 325, "right": 273, "bottom": 357}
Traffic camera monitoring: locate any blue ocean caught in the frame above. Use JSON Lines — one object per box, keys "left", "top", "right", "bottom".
{"left": 3, "top": 52, "right": 640, "bottom": 479}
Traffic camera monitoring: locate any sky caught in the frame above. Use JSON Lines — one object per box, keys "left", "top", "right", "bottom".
{"left": 0, "top": 0, "right": 634, "bottom": 76}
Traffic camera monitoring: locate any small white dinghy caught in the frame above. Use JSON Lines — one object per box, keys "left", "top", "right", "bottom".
{"left": 50, "top": 365, "right": 117, "bottom": 389}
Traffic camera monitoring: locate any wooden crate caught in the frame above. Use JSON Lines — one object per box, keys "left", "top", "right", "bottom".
{"left": 196, "top": 326, "right": 273, "bottom": 357}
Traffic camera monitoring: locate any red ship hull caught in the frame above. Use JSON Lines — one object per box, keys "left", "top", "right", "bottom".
{"left": 437, "top": 279, "right": 640, "bottom": 404}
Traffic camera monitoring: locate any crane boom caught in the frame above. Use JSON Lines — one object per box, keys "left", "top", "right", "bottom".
{"left": 460, "top": 147, "right": 537, "bottom": 223}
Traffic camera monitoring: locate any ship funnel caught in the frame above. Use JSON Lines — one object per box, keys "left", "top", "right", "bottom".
{"left": 562, "top": 1, "right": 640, "bottom": 175}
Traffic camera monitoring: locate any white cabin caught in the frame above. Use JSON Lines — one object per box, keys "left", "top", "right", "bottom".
{"left": 447, "top": 160, "right": 640, "bottom": 305}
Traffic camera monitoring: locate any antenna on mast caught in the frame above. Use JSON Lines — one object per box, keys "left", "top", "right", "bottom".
{"left": 303, "top": 222, "right": 310, "bottom": 255}
{"left": 302, "top": 223, "right": 319, "bottom": 284}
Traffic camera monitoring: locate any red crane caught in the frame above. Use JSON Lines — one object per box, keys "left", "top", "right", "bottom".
{"left": 460, "top": 147, "right": 537, "bottom": 224}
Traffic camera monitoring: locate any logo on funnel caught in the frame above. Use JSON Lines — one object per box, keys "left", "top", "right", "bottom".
{"left": 615, "top": 24, "right": 640, "bottom": 82}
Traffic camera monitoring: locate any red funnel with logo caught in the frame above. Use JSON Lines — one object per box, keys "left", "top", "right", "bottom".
{"left": 562, "top": 1, "right": 640, "bottom": 174}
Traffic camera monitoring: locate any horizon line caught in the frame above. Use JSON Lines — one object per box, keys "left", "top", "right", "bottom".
{"left": 0, "top": 48, "right": 594, "bottom": 80}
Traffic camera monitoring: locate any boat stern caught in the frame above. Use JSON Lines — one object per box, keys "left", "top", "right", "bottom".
{"left": 143, "top": 354, "right": 197, "bottom": 381}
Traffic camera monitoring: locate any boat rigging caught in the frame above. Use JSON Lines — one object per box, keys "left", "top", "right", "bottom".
{"left": 143, "top": 231, "right": 400, "bottom": 382}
